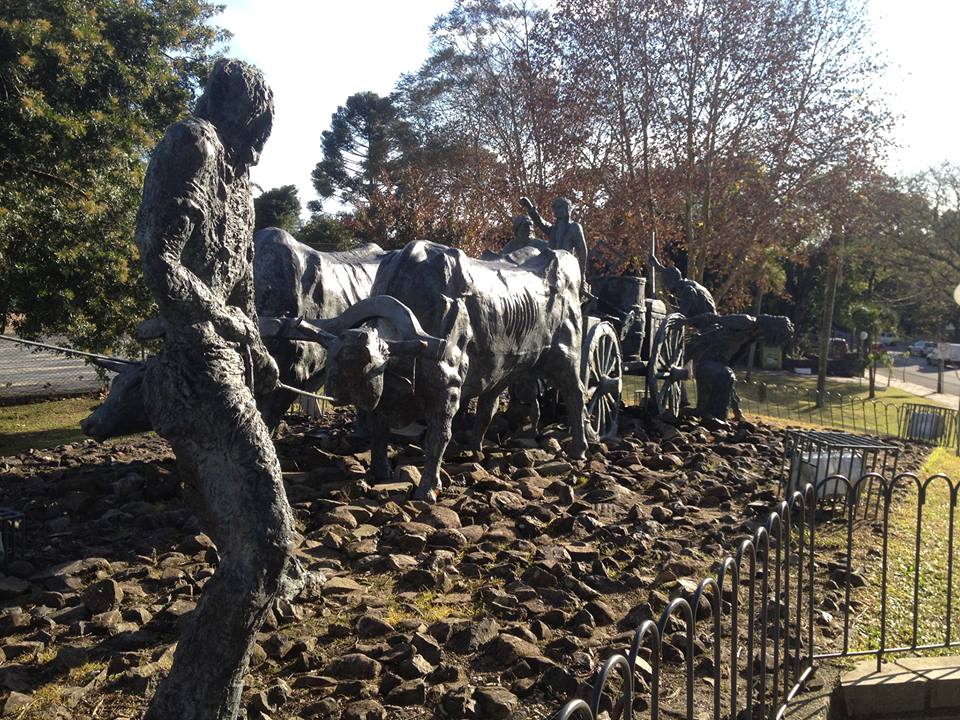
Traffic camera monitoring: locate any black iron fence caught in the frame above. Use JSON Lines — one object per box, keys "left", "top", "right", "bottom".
{"left": 549, "top": 468, "right": 960, "bottom": 720}
{"left": 736, "top": 380, "right": 960, "bottom": 451}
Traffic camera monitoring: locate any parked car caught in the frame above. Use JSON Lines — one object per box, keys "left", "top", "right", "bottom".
{"left": 827, "top": 338, "right": 849, "bottom": 358}
{"left": 927, "top": 343, "right": 960, "bottom": 367}
{"left": 909, "top": 340, "right": 937, "bottom": 357}
{"left": 880, "top": 331, "right": 899, "bottom": 346}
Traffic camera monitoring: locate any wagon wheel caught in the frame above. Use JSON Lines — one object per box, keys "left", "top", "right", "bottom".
{"left": 582, "top": 320, "right": 623, "bottom": 440}
{"left": 648, "top": 313, "right": 689, "bottom": 418}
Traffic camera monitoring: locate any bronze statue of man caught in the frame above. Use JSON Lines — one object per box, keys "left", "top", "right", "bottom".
{"left": 686, "top": 313, "right": 794, "bottom": 420}
{"left": 136, "top": 58, "right": 295, "bottom": 720}
{"left": 500, "top": 214, "right": 534, "bottom": 255}
{"left": 649, "top": 252, "right": 717, "bottom": 318}
{"left": 520, "top": 196, "right": 588, "bottom": 281}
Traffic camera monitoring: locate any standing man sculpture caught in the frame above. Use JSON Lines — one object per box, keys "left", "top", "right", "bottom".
{"left": 520, "top": 196, "right": 589, "bottom": 283}
{"left": 136, "top": 59, "right": 295, "bottom": 720}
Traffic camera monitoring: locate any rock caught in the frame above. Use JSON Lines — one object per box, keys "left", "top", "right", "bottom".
{"left": 489, "top": 491, "right": 527, "bottom": 514}
{"left": 385, "top": 679, "right": 426, "bottom": 706}
{"left": 321, "top": 576, "right": 364, "bottom": 596}
{"left": 2, "top": 641, "right": 43, "bottom": 661}
{"left": 396, "top": 653, "right": 434, "bottom": 680}
{"left": 1, "top": 691, "right": 32, "bottom": 715}
{"left": 300, "top": 697, "right": 338, "bottom": 718}
{"left": 449, "top": 617, "right": 500, "bottom": 654}
{"left": 81, "top": 578, "right": 123, "bottom": 614}
{"left": 429, "top": 528, "right": 467, "bottom": 550}
{"left": 586, "top": 599, "right": 616, "bottom": 626}
{"left": 489, "top": 633, "right": 551, "bottom": 668}
{"left": 643, "top": 453, "right": 683, "bottom": 471}
{"left": 541, "top": 665, "right": 580, "bottom": 696}
{"left": 474, "top": 687, "right": 518, "bottom": 719}
{"left": 416, "top": 505, "right": 461, "bottom": 529}
{"left": 341, "top": 699, "right": 386, "bottom": 720}
{"left": 652, "top": 505, "right": 673, "bottom": 523}
{"left": 0, "top": 575, "right": 30, "bottom": 600}
{"left": 356, "top": 614, "right": 394, "bottom": 639}
{"left": 324, "top": 653, "right": 381, "bottom": 680}
{"left": 537, "top": 462, "right": 573, "bottom": 482}
{"left": 442, "top": 685, "right": 476, "bottom": 718}
{"left": 411, "top": 632, "right": 442, "bottom": 664}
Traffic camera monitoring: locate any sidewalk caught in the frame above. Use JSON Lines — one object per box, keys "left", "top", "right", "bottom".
{"left": 882, "top": 375, "right": 957, "bottom": 409}
{"left": 748, "top": 367, "right": 958, "bottom": 409}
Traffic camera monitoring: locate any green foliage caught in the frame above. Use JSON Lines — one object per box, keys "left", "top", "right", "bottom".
{"left": 0, "top": 0, "right": 227, "bottom": 352}
{"left": 310, "top": 91, "right": 417, "bottom": 211}
{"left": 254, "top": 184, "right": 300, "bottom": 233}
{"left": 296, "top": 213, "right": 355, "bottom": 252}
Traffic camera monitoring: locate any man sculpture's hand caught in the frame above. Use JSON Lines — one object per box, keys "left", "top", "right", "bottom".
{"left": 216, "top": 304, "right": 259, "bottom": 345}
{"left": 251, "top": 343, "right": 280, "bottom": 395}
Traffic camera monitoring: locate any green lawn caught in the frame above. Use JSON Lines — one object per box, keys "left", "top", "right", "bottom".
{"left": 734, "top": 370, "right": 946, "bottom": 437}
{"left": 848, "top": 448, "right": 960, "bottom": 657}
{"left": 0, "top": 396, "right": 100, "bottom": 456}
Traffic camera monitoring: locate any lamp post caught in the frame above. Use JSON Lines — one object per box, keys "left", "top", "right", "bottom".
{"left": 939, "top": 321, "right": 955, "bottom": 394}
{"left": 860, "top": 330, "right": 876, "bottom": 397}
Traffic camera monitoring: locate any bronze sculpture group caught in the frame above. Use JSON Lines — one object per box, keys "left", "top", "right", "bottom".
{"left": 62, "top": 58, "right": 795, "bottom": 720}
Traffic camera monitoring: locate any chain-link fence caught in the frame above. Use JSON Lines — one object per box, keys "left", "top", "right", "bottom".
{"left": 0, "top": 338, "right": 107, "bottom": 403}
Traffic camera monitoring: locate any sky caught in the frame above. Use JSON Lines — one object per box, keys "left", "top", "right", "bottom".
{"left": 220, "top": 0, "right": 452, "bottom": 215}
{"left": 219, "top": 0, "right": 960, "bottom": 215}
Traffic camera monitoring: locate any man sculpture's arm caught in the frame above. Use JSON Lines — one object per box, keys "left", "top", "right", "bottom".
{"left": 229, "top": 240, "right": 279, "bottom": 393}
{"left": 520, "top": 196, "right": 552, "bottom": 237}
{"left": 136, "top": 123, "right": 257, "bottom": 345}
{"left": 569, "top": 222, "right": 588, "bottom": 280}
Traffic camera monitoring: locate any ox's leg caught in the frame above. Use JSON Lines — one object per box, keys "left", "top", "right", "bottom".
{"left": 473, "top": 389, "right": 502, "bottom": 454}
{"left": 370, "top": 412, "right": 391, "bottom": 482}
{"left": 555, "top": 364, "right": 587, "bottom": 460}
{"left": 414, "top": 388, "right": 460, "bottom": 503}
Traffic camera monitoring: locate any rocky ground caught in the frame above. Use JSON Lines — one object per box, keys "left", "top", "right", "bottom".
{"left": 0, "top": 406, "right": 928, "bottom": 720}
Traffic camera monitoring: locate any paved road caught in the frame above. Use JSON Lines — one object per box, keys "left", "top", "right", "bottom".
{"left": 0, "top": 339, "right": 105, "bottom": 400}
{"left": 887, "top": 352, "right": 960, "bottom": 398}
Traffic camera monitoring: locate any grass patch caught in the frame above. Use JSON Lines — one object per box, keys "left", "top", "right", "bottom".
{"left": 384, "top": 589, "right": 477, "bottom": 626}
{"left": 0, "top": 395, "right": 154, "bottom": 456}
{"left": 851, "top": 447, "right": 960, "bottom": 657}
{"left": 16, "top": 661, "right": 107, "bottom": 719}
{"left": 735, "top": 371, "right": 943, "bottom": 437}
{"left": 0, "top": 396, "right": 100, "bottom": 456}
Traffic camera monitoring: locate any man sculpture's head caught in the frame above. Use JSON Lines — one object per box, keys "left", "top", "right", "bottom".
{"left": 757, "top": 314, "right": 795, "bottom": 348}
{"left": 513, "top": 215, "right": 532, "bottom": 243}
{"left": 195, "top": 58, "right": 274, "bottom": 167}
{"left": 660, "top": 264, "right": 682, "bottom": 289}
{"left": 553, "top": 197, "right": 573, "bottom": 222}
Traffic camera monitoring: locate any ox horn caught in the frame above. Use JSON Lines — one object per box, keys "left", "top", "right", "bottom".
{"left": 258, "top": 316, "right": 340, "bottom": 348}
{"left": 89, "top": 356, "right": 142, "bottom": 374}
{"left": 308, "top": 296, "right": 446, "bottom": 360}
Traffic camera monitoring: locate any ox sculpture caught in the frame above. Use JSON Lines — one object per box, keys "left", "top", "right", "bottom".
{"left": 79, "top": 228, "right": 390, "bottom": 440}
{"left": 262, "top": 239, "right": 588, "bottom": 502}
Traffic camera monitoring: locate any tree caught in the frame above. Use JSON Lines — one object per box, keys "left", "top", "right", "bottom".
{"left": 310, "top": 91, "right": 417, "bottom": 211}
{"left": 254, "top": 185, "right": 301, "bottom": 233}
{"left": 296, "top": 213, "right": 355, "bottom": 251}
{"left": 0, "top": 0, "right": 226, "bottom": 351}
{"left": 395, "top": 0, "right": 890, "bottom": 309}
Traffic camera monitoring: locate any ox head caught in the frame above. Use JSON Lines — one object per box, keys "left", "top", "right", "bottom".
{"left": 323, "top": 327, "right": 390, "bottom": 411}
{"left": 80, "top": 358, "right": 151, "bottom": 442}
{"left": 283, "top": 296, "right": 444, "bottom": 413}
